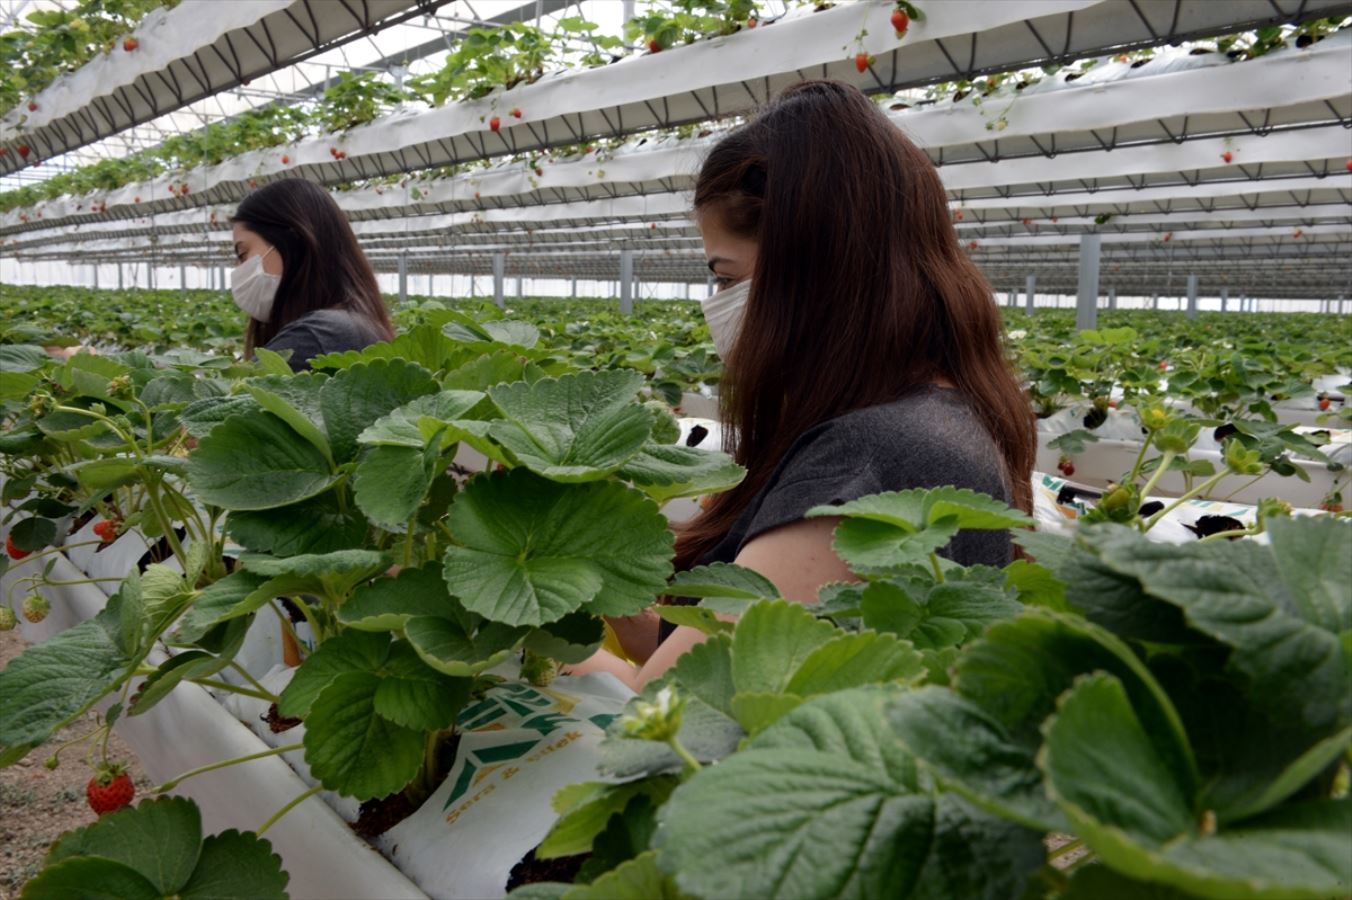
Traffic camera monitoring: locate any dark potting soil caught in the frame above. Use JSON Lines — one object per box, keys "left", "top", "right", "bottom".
{"left": 353, "top": 792, "right": 418, "bottom": 840}
{"left": 262, "top": 703, "right": 300, "bottom": 733}
{"left": 505, "top": 847, "right": 590, "bottom": 892}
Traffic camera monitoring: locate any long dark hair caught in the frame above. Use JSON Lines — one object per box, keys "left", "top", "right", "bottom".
{"left": 676, "top": 80, "right": 1035, "bottom": 572}
{"left": 231, "top": 178, "right": 394, "bottom": 356}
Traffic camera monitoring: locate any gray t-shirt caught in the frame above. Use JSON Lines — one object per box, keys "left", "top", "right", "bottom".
{"left": 265, "top": 308, "right": 385, "bottom": 371}
{"left": 660, "top": 386, "right": 1013, "bottom": 642}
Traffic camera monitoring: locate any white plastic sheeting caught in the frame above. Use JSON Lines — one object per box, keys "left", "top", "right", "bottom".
{"left": 0, "top": 0, "right": 432, "bottom": 168}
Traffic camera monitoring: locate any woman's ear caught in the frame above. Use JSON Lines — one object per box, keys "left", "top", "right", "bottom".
{"left": 261, "top": 246, "right": 284, "bottom": 278}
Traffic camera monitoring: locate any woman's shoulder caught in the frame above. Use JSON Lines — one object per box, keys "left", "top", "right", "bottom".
{"left": 779, "top": 386, "right": 1007, "bottom": 499}
{"left": 265, "top": 307, "right": 383, "bottom": 370}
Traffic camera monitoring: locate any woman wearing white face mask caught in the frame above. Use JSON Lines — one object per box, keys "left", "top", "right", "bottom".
{"left": 571, "top": 81, "right": 1036, "bottom": 688}
{"left": 230, "top": 178, "right": 394, "bottom": 370}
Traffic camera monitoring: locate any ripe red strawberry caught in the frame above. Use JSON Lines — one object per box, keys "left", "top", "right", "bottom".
{"left": 510, "top": 107, "right": 522, "bottom": 118}
{"left": 123, "top": 37, "right": 139, "bottom": 52}
{"left": 21, "top": 594, "right": 49, "bottom": 623}
{"left": 1056, "top": 456, "right": 1075, "bottom": 477}
{"left": 134, "top": 196, "right": 141, "bottom": 204}
{"left": 967, "top": 240, "right": 978, "bottom": 250}
{"left": 87, "top": 764, "right": 134, "bottom": 815}
{"left": 1346, "top": 160, "right": 1352, "bottom": 172}
{"left": 854, "top": 52, "right": 871, "bottom": 73}
{"left": 1318, "top": 397, "right": 1331, "bottom": 411}
{"left": 1221, "top": 151, "right": 1233, "bottom": 163}
{"left": 488, "top": 116, "right": 502, "bottom": 132}
{"left": 1162, "top": 232, "right": 1173, "bottom": 242}
{"left": 281, "top": 154, "right": 290, "bottom": 164}
{"left": 93, "top": 519, "right": 120, "bottom": 543}
{"left": 647, "top": 39, "right": 661, "bottom": 53}
{"left": 1158, "top": 360, "right": 1168, "bottom": 370}
{"left": 27, "top": 102, "right": 37, "bottom": 112}
{"left": 1321, "top": 503, "right": 1344, "bottom": 513}
{"left": 747, "top": 18, "right": 757, "bottom": 28}
{"left": 954, "top": 209, "right": 964, "bottom": 220}
{"left": 6, "top": 534, "right": 30, "bottom": 560}
{"left": 180, "top": 184, "right": 189, "bottom": 195}
{"left": 0, "top": 606, "right": 15, "bottom": 631}
{"left": 1022, "top": 217, "right": 1032, "bottom": 225}
{"left": 330, "top": 147, "right": 339, "bottom": 158}
{"left": 891, "top": 9, "right": 909, "bottom": 34}
{"left": 17, "top": 145, "right": 30, "bottom": 158}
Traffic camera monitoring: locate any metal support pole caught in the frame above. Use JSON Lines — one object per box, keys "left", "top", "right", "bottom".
{"left": 1151, "top": 293, "right": 1159, "bottom": 311}
{"left": 570, "top": 278, "right": 577, "bottom": 298}
{"left": 619, "top": 250, "right": 635, "bottom": 315}
{"left": 1024, "top": 274, "right": 1036, "bottom": 316}
{"left": 706, "top": 274, "right": 715, "bottom": 297}
{"left": 619, "top": 250, "right": 635, "bottom": 313}
{"left": 1186, "top": 274, "right": 1199, "bottom": 320}
{"left": 117, "top": 263, "right": 124, "bottom": 290}
{"left": 1075, "top": 235, "right": 1101, "bottom": 332}
{"left": 492, "top": 253, "right": 505, "bottom": 308}
{"left": 92, "top": 265, "right": 99, "bottom": 290}
{"left": 1107, "top": 287, "right": 1117, "bottom": 311}
{"left": 179, "top": 265, "right": 187, "bottom": 296}
{"left": 398, "top": 252, "right": 408, "bottom": 304}
{"left": 516, "top": 276, "right": 524, "bottom": 299}
{"left": 1220, "top": 287, "right": 1229, "bottom": 313}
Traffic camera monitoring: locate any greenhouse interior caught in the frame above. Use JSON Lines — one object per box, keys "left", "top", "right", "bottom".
{"left": 0, "top": 1, "right": 1349, "bottom": 898}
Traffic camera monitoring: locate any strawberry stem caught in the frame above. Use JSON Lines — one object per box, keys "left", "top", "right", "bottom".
{"left": 153, "top": 742, "right": 304, "bottom": 793}
{"left": 256, "top": 784, "right": 324, "bottom": 837}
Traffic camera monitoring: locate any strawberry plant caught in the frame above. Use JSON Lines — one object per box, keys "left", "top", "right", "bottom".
{"left": 515, "top": 495, "right": 1351, "bottom": 899}
{"left": 20, "top": 795, "right": 288, "bottom": 898}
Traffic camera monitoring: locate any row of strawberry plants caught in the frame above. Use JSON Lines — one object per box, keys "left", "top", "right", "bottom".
{"left": 1, "top": 298, "right": 1349, "bottom": 896}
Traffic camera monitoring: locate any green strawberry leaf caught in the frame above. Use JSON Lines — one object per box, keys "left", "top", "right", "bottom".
{"left": 954, "top": 609, "right": 1198, "bottom": 796}
{"left": 318, "top": 358, "right": 439, "bottom": 463}
{"left": 245, "top": 372, "right": 331, "bottom": 465}
{"left": 353, "top": 444, "right": 433, "bottom": 530}
{"left": 226, "top": 493, "right": 369, "bottom": 556}
{"left": 654, "top": 687, "right": 1044, "bottom": 900}
{"left": 443, "top": 469, "right": 672, "bottom": 626}
{"left": 1042, "top": 674, "right": 1352, "bottom": 899}
{"left": 487, "top": 371, "right": 653, "bottom": 481}
{"left": 860, "top": 576, "right": 1022, "bottom": 650}
{"left": 179, "top": 829, "right": 288, "bottom": 899}
{"left": 539, "top": 779, "right": 677, "bottom": 860}
{"left": 0, "top": 605, "right": 129, "bottom": 751}
{"left": 889, "top": 685, "right": 1068, "bottom": 833}
{"left": 1080, "top": 519, "right": 1351, "bottom": 735}
{"left": 669, "top": 563, "right": 779, "bottom": 602}
{"left": 303, "top": 671, "right": 425, "bottom": 800}
{"left": 20, "top": 857, "right": 161, "bottom": 899}
{"left": 730, "top": 600, "right": 837, "bottom": 695}
{"left": 186, "top": 411, "right": 336, "bottom": 510}
{"left": 619, "top": 442, "right": 745, "bottom": 503}
{"left": 46, "top": 795, "right": 201, "bottom": 894}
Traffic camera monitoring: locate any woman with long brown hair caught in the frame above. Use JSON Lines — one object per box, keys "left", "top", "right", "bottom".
{"left": 578, "top": 79, "right": 1035, "bottom": 687}
{"left": 230, "top": 178, "right": 394, "bottom": 370}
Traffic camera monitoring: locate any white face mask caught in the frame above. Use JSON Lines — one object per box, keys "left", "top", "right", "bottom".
{"left": 700, "top": 278, "right": 750, "bottom": 362}
{"left": 231, "top": 246, "right": 281, "bottom": 322}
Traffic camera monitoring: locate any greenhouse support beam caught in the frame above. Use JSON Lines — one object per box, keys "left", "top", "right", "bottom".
{"left": 570, "top": 278, "right": 577, "bottom": 298}
{"left": 1186, "top": 274, "right": 1200, "bottom": 320}
{"left": 620, "top": 250, "right": 635, "bottom": 315}
{"left": 179, "top": 265, "right": 187, "bottom": 297}
{"left": 1220, "top": 287, "right": 1229, "bottom": 312}
{"left": 1076, "top": 235, "right": 1101, "bottom": 332}
{"left": 1025, "top": 274, "right": 1036, "bottom": 316}
{"left": 398, "top": 252, "right": 408, "bottom": 304}
{"left": 1151, "top": 294, "right": 1160, "bottom": 310}
{"left": 91, "top": 265, "right": 98, "bottom": 290}
{"left": 516, "top": 277, "right": 525, "bottom": 299}
{"left": 492, "top": 253, "right": 505, "bottom": 308}
{"left": 1108, "top": 287, "right": 1117, "bottom": 311}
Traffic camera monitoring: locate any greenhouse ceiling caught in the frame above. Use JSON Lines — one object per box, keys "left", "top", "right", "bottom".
{"left": 0, "top": 0, "right": 1348, "bottom": 301}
